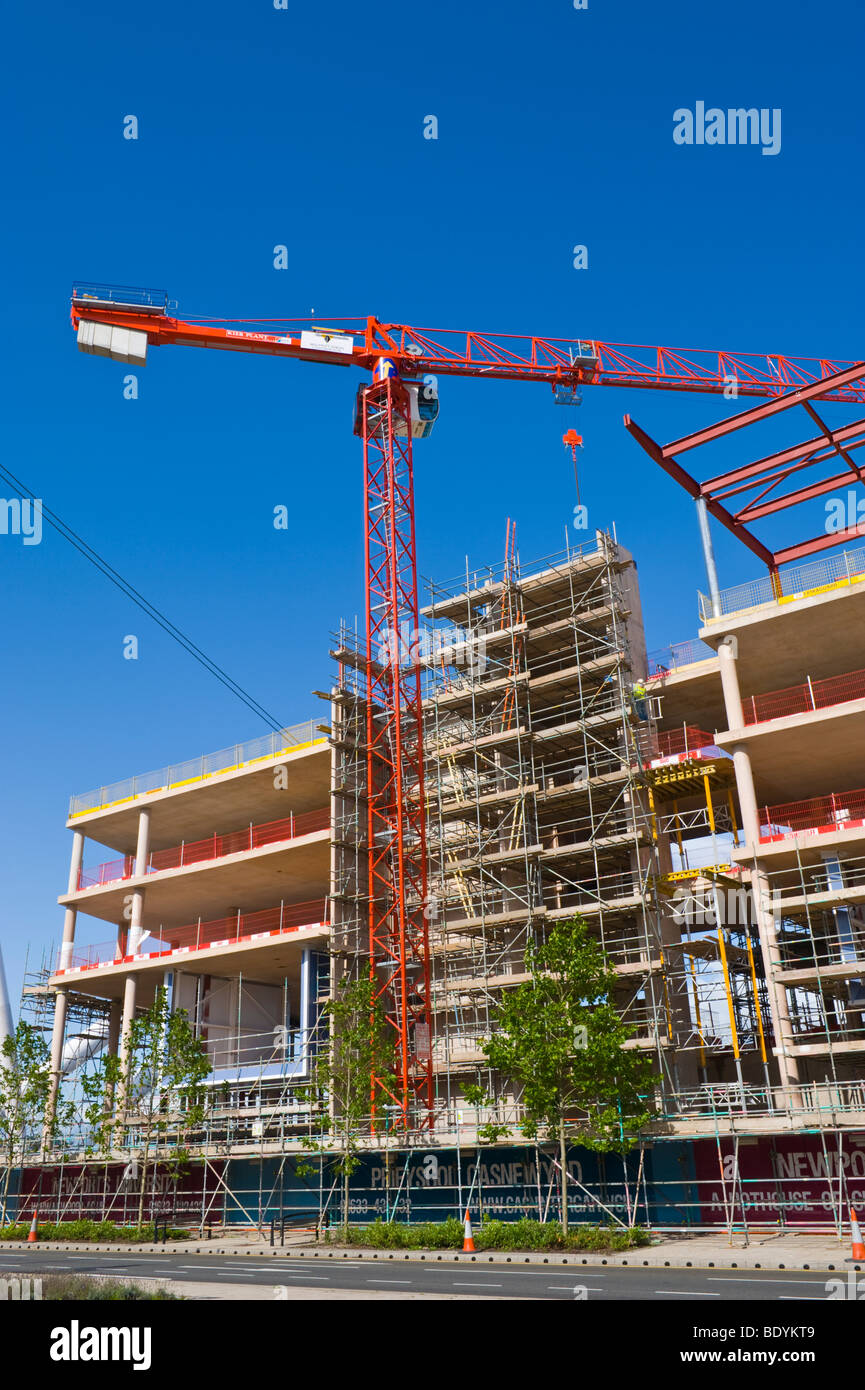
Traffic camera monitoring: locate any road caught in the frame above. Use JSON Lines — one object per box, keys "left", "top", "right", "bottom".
{"left": 0, "top": 1248, "right": 838, "bottom": 1300}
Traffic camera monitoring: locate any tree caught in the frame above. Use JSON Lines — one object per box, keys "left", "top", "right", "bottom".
{"left": 299, "top": 974, "right": 397, "bottom": 1229}
{"left": 82, "top": 989, "right": 212, "bottom": 1228}
{"left": 0, "top": 1022, "right": 73, "bottom": 1223}
{"left": 469, "top": 916, "right": 657, "bottom": 1234}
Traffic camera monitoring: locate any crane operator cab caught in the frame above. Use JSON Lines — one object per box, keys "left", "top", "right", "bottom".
{"left": 353, "top": 358, "right": 440, "bottom": 440}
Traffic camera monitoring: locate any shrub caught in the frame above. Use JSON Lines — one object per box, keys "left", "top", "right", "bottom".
{"left": 0, "top": 1219, "right": 189, "bottom": 1243}
{"left": 338, "top": 1217, "right": 652, "bottom": 1253}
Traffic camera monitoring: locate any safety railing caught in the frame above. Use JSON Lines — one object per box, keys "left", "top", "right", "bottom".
{"left": 743, "top": 664, "right": 865, "bottom": 725}
{"left": 647, "top": 638, "right": 716, "bottom": 678}
{"left": 536, "top": 749, "right": 623, "bottom": 787}
{"left": 652, "top": 726, "right": 718, "bottom": 760}
{"left": 77, "top": 807, "right": 329, "bottom": 890}
{"left": 56, "top": 899, "right": 328, "bottom": 973}
{"left": 423, "top": 531, "right": 611, "bottom": 607}
{"left": 542, "top": 866, "right": 646, "bottom": 913}
{"left": 764, "top": 850, "right": 865, "bottom": 906}
{"left": 69, "top": 718, "right": 325, "bottom": 816}
{"left": 72, "top": 282, "right": 169, "bottom": 311}
{"left": 699, "top": 544, "right": 865, "bottom": 623}
{"left": 205, "top": 1024, "right": 314, "bottom": 1072}
{"left": 775, "top": 915, "right": 865, "bottom": 972}
{"left": 760, "top": 786, "right": 865, "bottom": 840}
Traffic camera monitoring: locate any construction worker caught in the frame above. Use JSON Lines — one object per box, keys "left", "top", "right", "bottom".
{"left": 632, "top": 678, "right": 649, "bottom": 721}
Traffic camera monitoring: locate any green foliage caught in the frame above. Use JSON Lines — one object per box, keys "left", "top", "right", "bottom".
{"left": 340, "top": 1217, "right": 466, "bottom": 1249}
{"left": 39, "top": 1273, "right": 183, "bottom": 1300}
{"left": 0, "top": 1021, "right": 75, "bottom": 1222}
{"left": 340, "top": 1217, "right": 652, "bottom": 1252}
{"left": 299, "top": 974, "right": 397, "bottom": 1224}
{"left": 80, "top": 988, "right": 212, "bottom": 1229}
{"left": 461, "top": 1086, "right": 511, "bottom": 1144}
{"left": 481, "top": 917, "right": 658, "bottom": 1152}
{"left": 0, "top": 1218, "right": 190, "bottom": 1242}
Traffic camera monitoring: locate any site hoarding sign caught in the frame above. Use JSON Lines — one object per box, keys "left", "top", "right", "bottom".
{"left": 693, "top": 1133, "right": 865, "bottom": 1226}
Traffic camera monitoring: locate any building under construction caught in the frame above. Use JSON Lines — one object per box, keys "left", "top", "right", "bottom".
{"left": 10, "top": 512, "right": 865, "bottom": 1235}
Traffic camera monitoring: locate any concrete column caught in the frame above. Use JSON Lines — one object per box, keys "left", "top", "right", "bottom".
{"left": 57, "top": 831, "right": 86, "bottom": 971}
{"left": 134, "top": 809, "right": 151, "bottom": 876}
{"left": 67, "top": 831, "right": 86, "bottom": 895}
{"left": 118, "top": 973, "right": 138, "bottom": 1079}
{"left": 128, "top": 809, "right": 152, "bottom": 954}
{"left": 716, "top": 633, "right": 800, "bottom": 1092}
{"left": 717, "top": 636, "right": 744, "bottom": 731}
{"left": 106, "top": 999, "right": 122, "bottom": 1056}
{"left": 43, "top": 988, "right": 68, "bottom": 1144}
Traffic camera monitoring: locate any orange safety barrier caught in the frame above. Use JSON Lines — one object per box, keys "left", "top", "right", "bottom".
{"left": 744, "top": 665, "right": 865, "bottom": 725}
{"left": 78, "top": 808, "right": 330, "bottom": 890}
{"left": 57, "top": 899, "right": 328, "bottom": 973}
{"left": 760, "top": 788, "right": 865, "bottom": 840}
{"left": 654, "top": 727, "right": 717, "bottom": 759}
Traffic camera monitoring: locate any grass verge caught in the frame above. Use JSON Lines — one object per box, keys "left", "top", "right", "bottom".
{"left": 38, "top": 1273, "right": 183, "bottom": 1300}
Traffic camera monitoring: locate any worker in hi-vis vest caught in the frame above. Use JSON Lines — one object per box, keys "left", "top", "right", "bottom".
{"left": 632, "top": 679, "right": 648, "bottom": 721}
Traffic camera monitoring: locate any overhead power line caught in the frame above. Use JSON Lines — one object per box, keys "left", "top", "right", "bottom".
{"left": 0, "top": 464, "right": 286, "bottom": 733}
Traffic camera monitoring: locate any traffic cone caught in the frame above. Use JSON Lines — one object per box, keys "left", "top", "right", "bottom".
{"left": 27, "top": 1210, "right": 38, "bottom": 1244}
{"left": 462, "top": 1208, "right": 475, "bottom": 1253}
{"left": 850, "top": 1207, "right": 865, "bottom": 1262}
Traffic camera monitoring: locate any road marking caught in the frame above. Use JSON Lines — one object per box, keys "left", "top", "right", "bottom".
{"left": 366, "top": 1278, "right": 412, "bottom": 1285}
{"left": 777, "top": 1295, "right": 826, "bottom": 1301}
{"left": 452, "top": 1281, "right": 503, "bottom": 1288}
{"left": 275, "top": 1274, "right": 329, "bottom": 1281}
{"left": 707, "top": 1277, "right": 829, "bottom": 1286}
{"left": 547, "top": 1284, "right": 605, "bottom": 1291}
{"left": 653, "top": 1290, "right": 719, "bottom": 1297}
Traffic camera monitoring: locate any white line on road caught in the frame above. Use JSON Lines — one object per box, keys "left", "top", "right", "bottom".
{"left": 547, "top": 1285, "right": 605, "bottom": 1291}
{"left": 275, "top": 1275, "right": 329, "bottom": 1281}
{"left": 707, "top": 1277, "right": 829, "bottom": 1286}
{"left": 366, "top": 1279, "right": 412, "bottom": 1285}
{"left": 653, "top": 1290, "right": 720, "bottom": 1297}
{"left": 452, "top": 1281, "right": 503, "bottom": 1288}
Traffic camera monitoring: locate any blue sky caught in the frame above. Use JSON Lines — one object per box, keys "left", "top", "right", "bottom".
{"left": 1, "top": 0, "right": 863, "bottom": 1003}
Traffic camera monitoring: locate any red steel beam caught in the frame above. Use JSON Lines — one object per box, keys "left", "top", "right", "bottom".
{"left": 773, "top": 526, "right": 865, "bottom": 567}
{"left": 624, "top": 415, "right": 775, "bottom": 568}
{"left": 659, "top": 363, "right": 865, "bottom": 457}
{"left": 701, "top": 418, "right": 865, "bottom": 493}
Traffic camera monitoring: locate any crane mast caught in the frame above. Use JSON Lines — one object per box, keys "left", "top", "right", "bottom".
{"left": 361, "top": 374, "right": 432, "bottom": 1122}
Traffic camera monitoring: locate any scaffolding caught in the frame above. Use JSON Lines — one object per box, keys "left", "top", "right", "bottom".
{"left": 13, "top": 530, "right": 865, "bottom": 1231}
{"left": 401, "top": 530, "right": 689, "bottom": 1113}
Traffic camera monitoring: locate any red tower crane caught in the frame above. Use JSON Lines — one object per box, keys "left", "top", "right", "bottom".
{"left": 69, "top": 284, "right": 865, "bottom": 1127}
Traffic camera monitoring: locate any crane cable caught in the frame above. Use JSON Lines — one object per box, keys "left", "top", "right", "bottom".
{"left": 0, "top": 462, "right": 286, "bottom": 733}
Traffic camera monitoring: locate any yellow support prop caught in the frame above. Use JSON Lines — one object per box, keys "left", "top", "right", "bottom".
{"left": 688, "top": 953, "right": 706, "bottom": 1072}
{"left": 647, "top": 785, "right": 658, "bottom": 844}
{"left": 717, "top": 927, "right": 740, "bottom": 1061}
{"left": 745, "top": 932, "right": 768, "bottom": 1065}
{"left": 703, "top": 772, "right": 716, "bottom": 836}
